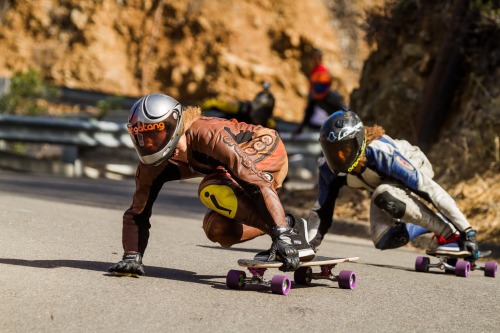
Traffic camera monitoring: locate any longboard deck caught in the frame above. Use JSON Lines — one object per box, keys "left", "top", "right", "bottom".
{"left": 428, "top": 250, "right": 492, "bottom": 259}
{"left": 238, "top": 256, "right": 359, "bottom": 269}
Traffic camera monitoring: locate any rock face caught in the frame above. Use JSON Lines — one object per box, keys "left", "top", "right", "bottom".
{"left": 347, "top": 1, "right": 499, "bottom": 243}
{"left": 0, "top": 0, "right": 378, "bottom": 122}
{"left": 350, "top": 1, "right": 499, "bottom": 177}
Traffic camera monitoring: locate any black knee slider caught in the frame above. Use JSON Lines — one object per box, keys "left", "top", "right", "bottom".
{"left": 374, "top": 191, "right": 406, "bottom": 219}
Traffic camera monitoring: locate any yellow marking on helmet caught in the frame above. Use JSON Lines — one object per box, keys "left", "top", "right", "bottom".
{"left": 199, "top": 184, "right": 237, "bottom": 219}
{"left": 347, "top": 138, "right": 366, "bottom": 173}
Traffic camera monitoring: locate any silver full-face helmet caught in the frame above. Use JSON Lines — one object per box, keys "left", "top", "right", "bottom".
{"left": 127, "top": 93, "right": 183, "bottom": 165}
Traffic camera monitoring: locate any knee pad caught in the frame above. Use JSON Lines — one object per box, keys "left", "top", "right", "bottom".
{"left": 375, "top": 223, "right": 409, "bottom": 250}
{"left": 198, "top": 174, "right": 238, "bottom": 219}
{"left": 202, "top": 210, "right": 224, "bottom": 240}
{"left": 202, "top": 210, "right": 235, "bottom": 248}
{"left": 374, "top": 191, "right": 406, "bottom": 219}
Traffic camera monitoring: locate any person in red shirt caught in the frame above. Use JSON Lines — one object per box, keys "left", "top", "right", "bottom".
{"left": 295, "top": 48, "right": 345, "bottom": 135}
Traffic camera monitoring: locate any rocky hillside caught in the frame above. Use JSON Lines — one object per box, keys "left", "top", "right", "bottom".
{"left": 0, "top": 0, "right": 380, "bottom": 122}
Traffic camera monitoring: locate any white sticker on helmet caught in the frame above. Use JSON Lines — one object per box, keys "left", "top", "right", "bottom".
{"left": 327, "top": 122, "right": 363, "bottom": 142}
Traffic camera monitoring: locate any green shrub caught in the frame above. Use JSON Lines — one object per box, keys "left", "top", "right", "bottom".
{"left": 0, "top": 68, "right": 59, "bottom": 115}
{"left": 95, "top": 96, "right": 126, "bottom": 120}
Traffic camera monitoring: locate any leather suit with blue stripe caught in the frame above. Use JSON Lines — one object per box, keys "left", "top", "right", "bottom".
{"left": 308, "top": 134, "right": 471, "bottom": 250}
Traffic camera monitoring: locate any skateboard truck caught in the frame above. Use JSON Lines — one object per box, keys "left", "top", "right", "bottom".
{"left": 226, "top": 268, "right": 292, "bottom": 295}
{"left": 415, "top": 255, "right": 497, "bottom": 278}
{"left": 294, "top": 264, "right": 356, "bottom": 289}
{"left": 226, "top": 256, "right": 358, "bottom": 296}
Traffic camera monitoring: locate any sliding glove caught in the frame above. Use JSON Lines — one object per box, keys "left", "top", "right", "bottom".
{"left": 108, "top": 253, "right": 145, "bottom": 276}
{"left": 268, "top": 226, "right": 300, "bottom": 272}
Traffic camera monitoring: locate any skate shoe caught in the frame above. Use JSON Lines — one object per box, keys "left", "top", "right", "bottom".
{"left": 425, "top": 233, "right": 470, "bottom": 256}
{"left": 254, "top": 215, "right": 315, "bottom": 262}
{"left": 290, "top": 216, "right": 316, "bottom": 261}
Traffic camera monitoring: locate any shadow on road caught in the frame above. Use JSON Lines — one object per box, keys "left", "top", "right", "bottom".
{"left": 360, "top": 262, "right": 415, "bottom": 273}
{"left": 0, "top": 258, "right": 226, "bottom": 287}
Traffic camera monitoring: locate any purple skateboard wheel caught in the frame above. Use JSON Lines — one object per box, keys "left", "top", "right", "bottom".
{"left": 415, "top": 256, "right": 430, "bottom": 272}
{"left": 226, "top": 269, "right": 246, "bottom": 290}
{"left": 338, "top": 270, "right": 357, "bottom": 289}
{"left": 484, "top": 261, "right": 497, "bottom": 278}
{"left": 270, "top": 275, "right": 291, "bottom": 295}
{"left": 455, "top": 260, "right": 470, "bottom": 277}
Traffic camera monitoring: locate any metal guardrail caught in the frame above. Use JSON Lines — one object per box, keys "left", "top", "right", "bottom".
{"left": 0, "top": 115, "right": 319, "bottom": 151}
{"left": 0, "top": 115, "right": 132, "bottom": 148}
{"left": 0, "top": 78, "right": 320, "bottom": 151}
{"left": 57, "top": 86, "right": 140, "bottom": 108}
{"left": 0, "top": 115, "right": 321, "bottom": 179}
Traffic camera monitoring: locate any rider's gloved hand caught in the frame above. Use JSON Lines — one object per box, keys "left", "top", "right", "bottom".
{"left": 460, "top": 229, "right": 480, "bottom": 260}
{"left": 268, "top": 226, "right": 300, "bottom": 272}
{"left": 108, "top": 253, "right": 145, "bottom": 275}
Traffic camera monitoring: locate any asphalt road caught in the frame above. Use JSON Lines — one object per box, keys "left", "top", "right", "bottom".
{"left": 0, "top": 171, "right": 499, "bottom": 333}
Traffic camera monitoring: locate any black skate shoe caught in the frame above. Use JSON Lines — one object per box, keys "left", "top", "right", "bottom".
{"left": 290, "top": 216, "right": 316, "bottom": 261}
{"left": 254, "top": 214, "right": 315, "bottom": 262}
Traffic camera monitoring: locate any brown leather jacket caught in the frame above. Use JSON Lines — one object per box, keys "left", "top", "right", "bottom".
{"left": 122, "top": 117, "right": 288, "bottom": 254}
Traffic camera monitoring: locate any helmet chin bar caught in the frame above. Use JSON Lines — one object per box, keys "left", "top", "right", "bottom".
{"left": 142, "top": 138, "right": 178, "bottom": 165}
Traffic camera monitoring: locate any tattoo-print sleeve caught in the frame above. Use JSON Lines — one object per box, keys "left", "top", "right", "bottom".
{"left": 212, "top": 130, "right": 287, "bottom": 228}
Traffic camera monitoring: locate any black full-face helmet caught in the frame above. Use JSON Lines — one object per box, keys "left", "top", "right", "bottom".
{"left": 319, "top": 110, "right": 366, "bottom": 173}
{"left": 250, "top": 82, "right": 275, "bottom": 126}
{"left": 127, "top": 93, "right": 183, "bottom": 165}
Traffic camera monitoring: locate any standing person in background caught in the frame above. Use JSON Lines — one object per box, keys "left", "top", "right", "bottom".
{"left": 310, "top": 48, "right": 329, "bottom": 79}
{"left": 294, "top": 48, "right": 345, "bottom": 135}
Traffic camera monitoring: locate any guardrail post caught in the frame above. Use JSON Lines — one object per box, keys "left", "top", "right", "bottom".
{"left": 61, "top": 145, "right": 83, "bottom": 177}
